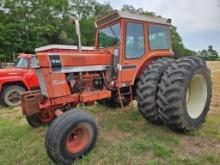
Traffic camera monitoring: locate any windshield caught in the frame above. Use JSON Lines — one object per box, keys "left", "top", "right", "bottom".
{"left": 16, "top": 58, "right": 28, "bottom": 69}
{"left": 99, "top": 23, "right": 120, "bottom": 48}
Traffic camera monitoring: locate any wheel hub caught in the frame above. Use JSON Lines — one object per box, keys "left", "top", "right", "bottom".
{"left": 6, "top": 90, "right": 21, "bottom": 104}
{"left": 186, "top": 74, "right": 208, "bottom": 119}
{"left": 66, "top": 124, "right": 90, "bottom": 154}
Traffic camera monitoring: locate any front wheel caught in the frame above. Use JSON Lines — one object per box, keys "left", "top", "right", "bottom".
{"left": 26, "top": 115, "right": 48, "bottom": 128}
{"left": 1, "top": 85, "right": 26, "bottom": 107}
{"left": 45, "top": 110, "right": 98, "bottom": 164}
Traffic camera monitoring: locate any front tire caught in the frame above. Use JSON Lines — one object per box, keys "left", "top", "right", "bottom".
{"left": 1, "top": 85, "right": 26, "bottom": 107}
{"left": 26, "top": 115, "right": 47, "bottom": 128}
{"left": 45, "top": 110, "right": 98, "bottom": 164}
{"left": 157, "top": 56, "right": 212, "bottom": 132}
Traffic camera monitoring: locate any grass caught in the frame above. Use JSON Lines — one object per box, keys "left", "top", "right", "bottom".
{"left": 0, "top": 62, "right": 220, "bottom": 165}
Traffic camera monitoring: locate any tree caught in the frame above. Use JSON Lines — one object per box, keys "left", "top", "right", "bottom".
{"left": 208, "top": 45, "right": 218, "bottom": 59}
{"left": 122, "top": 5, "right": 156, "bottom": 16}
{"left": 197, "top": 45, "right": 219, "bottom": 60}
{"left": 0, "top": 0, "right": 69, "bottom": 60}
{"left": 66, "top": 0, "right": 113, "bottom": 46}
{"left": 68, "top": 0, "right": 112, "bottom": 19}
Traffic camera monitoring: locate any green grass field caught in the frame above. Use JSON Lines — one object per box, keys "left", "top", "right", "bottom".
{"left": 0, "top": 62, "right": 220, "bottom": 165}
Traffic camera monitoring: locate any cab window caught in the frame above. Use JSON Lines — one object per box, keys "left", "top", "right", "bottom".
{"left": 16, "top": 58, "right": 28, "bottom": 69}
{"left": 99, "top": 23, "right": 120, "bottom": 48}
{"left": 149, "top": 25, "right": 170, "bottom": 50}
{"left": 125, "top": 22, "right": 145, "bottom": 59}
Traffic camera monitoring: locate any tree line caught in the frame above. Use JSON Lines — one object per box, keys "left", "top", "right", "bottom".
{"left": 0, "top": 0, "right": 218, "bottom": 62}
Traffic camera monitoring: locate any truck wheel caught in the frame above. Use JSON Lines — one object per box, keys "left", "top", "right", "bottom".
{"left": 136, "top": 58, "right": 174, "bottom": 124}
{"left": 26, "top": 115, "right": 47, "bottom": 128}
{"left": 1, "top": 85, "right": 26, "bottom": 107}
{"left": 157, "top": 57, "right": 212, "bottom": 132}
{"left": 45, "top": 110, "right": 98, "bottom": 164}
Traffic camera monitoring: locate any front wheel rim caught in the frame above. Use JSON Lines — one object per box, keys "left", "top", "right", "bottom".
{"left": 66, "top": 124, "right": 90, "bottom": 154}
{"left": 186, "top": 74, "right": 208, "bottom": 119}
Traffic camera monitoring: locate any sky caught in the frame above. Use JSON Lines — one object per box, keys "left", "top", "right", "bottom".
{"left": 97, "top": 0, "right": 220, "bottom": 54}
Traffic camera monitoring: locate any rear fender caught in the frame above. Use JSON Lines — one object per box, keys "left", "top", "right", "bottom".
{"left": 132, "top": 53, "right": 174, "bottom": 84}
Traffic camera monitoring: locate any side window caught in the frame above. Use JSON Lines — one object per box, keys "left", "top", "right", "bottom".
{"left": 31, "top": 56, "right": 39, "bottom": 68}
{"left": 149, "top": 25, "right": 170, "bottom": 50}
{"left": 126, "top": 22, "right": 145, "bottom": 59}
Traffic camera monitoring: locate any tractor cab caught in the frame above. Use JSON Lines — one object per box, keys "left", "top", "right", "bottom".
{"left": 95, "top": 10, "right": 174, "bottom": 86}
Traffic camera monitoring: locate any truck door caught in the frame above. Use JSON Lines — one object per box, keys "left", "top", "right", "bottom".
{"left": 121, "top": 21, "right": 146, "bottom": 86}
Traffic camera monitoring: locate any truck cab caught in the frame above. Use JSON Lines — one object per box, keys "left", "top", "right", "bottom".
{"left": 0, "top": 54, "right": 39, "bottom": 107}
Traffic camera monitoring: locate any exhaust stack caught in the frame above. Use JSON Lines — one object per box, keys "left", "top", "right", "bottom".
{"left": 69, "top": 16, "right": 82, "bottom": 52}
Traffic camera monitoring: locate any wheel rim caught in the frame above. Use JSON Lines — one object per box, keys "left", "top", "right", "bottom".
{"left": 186, "top": 74, "right": 208, "bottom": 119}
{"left": 66, "top": 124, "right": 90, "bottom": 154}
{"left": 5, "top": 90, "right": 22, "bottom": 106}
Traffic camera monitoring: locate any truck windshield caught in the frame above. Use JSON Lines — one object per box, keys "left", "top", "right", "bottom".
{"left": 99, "top": 23, "right": 120, "bottom": 48}
{"left": 16, "top": 58, "right": 28, "bottom": 69}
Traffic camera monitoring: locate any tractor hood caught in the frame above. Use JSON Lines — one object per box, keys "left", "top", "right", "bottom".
{"left": 0, "top": 67, "right": 27, "bottom": 77}
{"left": 36, "top": 50, "right": 113, "bottom": 71}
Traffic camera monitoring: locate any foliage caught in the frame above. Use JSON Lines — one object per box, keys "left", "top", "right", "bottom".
{"left": 121, "top": 4, "right": 156, "bottom": 16}
{"left": 0, "top": 0, "right": 112, "bottom": 61}
{"left": 0, "top": 0, "right": 201, "bottom": 62}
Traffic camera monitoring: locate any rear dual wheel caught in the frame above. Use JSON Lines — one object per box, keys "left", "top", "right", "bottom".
{"left": 45, "top": 110, "right": 98, "bottom": 165}
{"left": 157, "top": 56, "right": 212, "bottom": 132}
{"left": 137, "top": 58, "right": 174, "bottom": 124}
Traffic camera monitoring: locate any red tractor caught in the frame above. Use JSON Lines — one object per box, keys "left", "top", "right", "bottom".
{"left": 21, "top": 11, "right": 212, "bottom": 164}
{"left": 0, "top": 54, "right": 39, "bottom": 107}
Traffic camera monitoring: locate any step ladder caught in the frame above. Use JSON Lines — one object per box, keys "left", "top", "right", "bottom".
{"left": 117, "top": 85, "right": 134, "bottom": 110}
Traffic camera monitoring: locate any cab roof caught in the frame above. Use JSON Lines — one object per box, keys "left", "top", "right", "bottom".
{"left": 96, "top": 10, "right": 171, "bottom": 27}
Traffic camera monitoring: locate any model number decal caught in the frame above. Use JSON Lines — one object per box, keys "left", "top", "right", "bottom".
{"left": 49, "top": 55, "right": 62, "bottom": 69}
{"left": 51, "top": 59, "right": 61, "bottom": 64}
{"left": 52, "top": 80, "right": 66, "bottom": 86}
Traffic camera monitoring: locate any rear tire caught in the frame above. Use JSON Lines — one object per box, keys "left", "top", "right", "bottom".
{"left": 136, "top": 58, "right": 174, "bottom": 124}
{"left": 45, "top": 110, "right": 98, "bottom": 164}
{"left": 157, "top": 56, "right": 212, "bottom": 132}
{"left": 1, "top": 85, "right": 26, "bottom": 107}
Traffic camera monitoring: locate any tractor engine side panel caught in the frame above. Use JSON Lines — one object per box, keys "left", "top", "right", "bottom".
{"left": 37, "top": 68, "right": 71, "bottom": 98}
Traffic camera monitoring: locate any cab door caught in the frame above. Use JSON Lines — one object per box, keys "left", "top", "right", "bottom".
{"left": 120, "top": 21, "right": 146, "bottom": 86}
